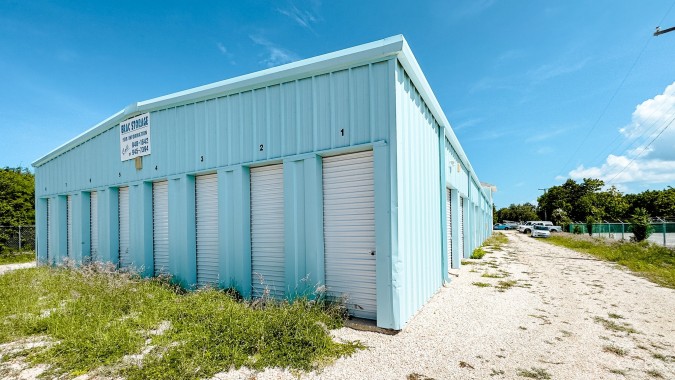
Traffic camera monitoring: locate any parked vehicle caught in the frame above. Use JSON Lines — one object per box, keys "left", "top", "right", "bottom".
{"left": 531, "top": 225, "right": 551, "bottom": 238}
{"left": 493, "top": 223, "right": 512, "bottom": 230}
{"left": 547, "top": 225, "right": 563, "bottom": 233}
{"left": 518, "top": 221, "right": 562, "bottom": 234}
{"left": 503, "top": 220, "right": 520, "bottom": 229}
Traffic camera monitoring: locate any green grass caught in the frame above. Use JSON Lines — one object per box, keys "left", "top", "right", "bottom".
{"left": 469, "top": 233, "right": 510, "bottom": 260}
{"left": 603, "top": 345, "right": 628, "bottom": 356}
{"left": 646, "top": 369, "right": 664, "bottom": 378}
{"left": 472, "top": 282, "right": 492, "bottom": 288}
{"left": 0, "top": 266, "right": 359, "bottom": 379}
{"left": 0, "top": 252, "right": 35, "bottom": 264}
{"left": 593, "top": 316, "right": 639, "bottom": 334}
{"left": 481, "top": 272, "right": 507, "bottom": 278}
{"left": 484, "top": 232, "right": 509, "bottom": 249}
{"left": 470, "top": 248, "right": 487, "bottom": 259}
{"left": 545, "top": 235, "right": 675, "bottom": 288}
{"left": 496, "top": 280, "right": 518, "bottom": 292}
{"left": 609, "top": 368, "right": 626, "bottom": 376}
{"left": 517, "top": 367, "right": 551, "bottom": 379}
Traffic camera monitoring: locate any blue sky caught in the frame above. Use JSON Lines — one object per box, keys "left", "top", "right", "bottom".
{"left": 1, "top": 0, "right": 674, "bottom": 208}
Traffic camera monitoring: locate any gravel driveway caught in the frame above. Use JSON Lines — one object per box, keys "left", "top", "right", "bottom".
{"left": 0, "top": 261, "right": 35, "bottom": 275}
{"left": 229, "top": 231, "right": 675, "bottom": 380}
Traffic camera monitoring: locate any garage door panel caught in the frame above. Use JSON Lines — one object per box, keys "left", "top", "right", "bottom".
{"left": 323, "top": 150, "right": 376, "bottom": 320}
{"left": 153, "top": 181, "right": 169, "bottom": 275}
{"left": 251, "top": 164, "right": 285, "bottom": 299}
{"left": 66, "top": 195, "right": 72, "bottom": 258}
{"left": 47, "top": 198, "right": 52, "bottom": 263}
{"left": 460, "top": 197, "right": 465, "bottom": 258}
{"left": 446, "top": 188, "right": 452, "bottom": 271}
{"left": 90, "top": 191, "right": 98, "bottom": 261}
{"left": 119, "top": 187, "right": 130, "bottom": 269}
{"left": 196, "top": 174, "right": 219, "bottom": 286}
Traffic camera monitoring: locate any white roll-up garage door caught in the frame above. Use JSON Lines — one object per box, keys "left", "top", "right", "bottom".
{"left": 153, "top": 181, "right": 169, "bottom": 275}
{"left": 66, "top": 195, "right": 72, "bottom": 258}
{"left": 323, "top": 150, "right": 376, "bottom": 320}
{"left": 446, "top": 188, "right": 452, "bottom": 271}
{"left": 460, "top": 197, "right": 465, "bottom": 258}
{"left": 250, "top": 164, "right": 285, "bottom": 299}
{"left": 196, "top": 174, "right": 219, "bottom": 286}
{"left": 118, "top": 187, "right": 130, "bottom": 269}
{"left": 46, "top": 198, "right": 51, "bottom": 263}
{"left": 90, "top": 191, "right": 98, "bottom": 261}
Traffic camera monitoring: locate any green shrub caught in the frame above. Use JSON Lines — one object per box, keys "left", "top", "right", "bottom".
{"left": 572, "top": 225, "right": 582, "bottom": 234}
{"left": 470, "top": 248, "right": 486, "bottom": 259}
{"left": 630, "top": 208, "right": 653, "bottom": 242}
{"left": 585, "top": 216, "right": 595, "bottom": 236}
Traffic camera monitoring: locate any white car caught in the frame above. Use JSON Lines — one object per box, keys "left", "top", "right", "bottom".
{"left": 531, "top": 225, "right": 550, "bottom": 238}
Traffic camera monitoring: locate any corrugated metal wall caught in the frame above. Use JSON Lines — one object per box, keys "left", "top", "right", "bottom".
{"left": 445, "top": 138, "right": 469, "bottom": 197}
{"left": 35, "top": 61, "right": 391, "bottom": 198}
{"left": 394, "top": 62, "right": 442, "bottom": 324}
{"left": 34, "top": 46, "right": 493, "bottom": 330}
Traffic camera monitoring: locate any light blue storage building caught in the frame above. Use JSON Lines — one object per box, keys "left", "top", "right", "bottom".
{"left": 33, "top": 35, "right": 494, "bottom": 330}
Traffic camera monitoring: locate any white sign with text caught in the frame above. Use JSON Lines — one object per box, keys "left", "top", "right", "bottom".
{"left": 119, "top": 113, "right": 151, "bottom": 161}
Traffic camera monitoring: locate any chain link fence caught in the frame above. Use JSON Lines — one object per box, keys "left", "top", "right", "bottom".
{"left": 568, "top": 221, "right": 675, "bottom": 247}
{"left": 0, "top": 225, "right": 36, "bottom": 253}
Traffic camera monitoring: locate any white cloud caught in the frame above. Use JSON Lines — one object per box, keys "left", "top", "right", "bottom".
{"left": 525, "top": 128, "right": 565, "bottom": 143}
{"left": 451, "top": 0, "right": 496, "bottom": 19}
{"left": 452, "top": 117, "right": 484, "bottom": 131}
{"left": 278, "top": 1, "right": 321, "bottom": 30}
{"left": 249, "top": 35, "right": 300, "bottom": 67}
{"left": 536, "top": 146, "right": 553, "bottom": 155}
{"left": 619, "top": 82, "right": 675, "bottom": 161}
{"left": 570, "top": 155, "right": 675, "bottom": 185}
{"left": 567, "top": 81, "right": 675, "bottom": 188}
{"left": 216, "top": 43, "right": 228, "bottom": 55}
{"left": 528, "top": 58, "right": 590, "bottom": 83}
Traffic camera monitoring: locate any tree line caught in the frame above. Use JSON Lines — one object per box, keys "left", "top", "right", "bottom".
{"left": 495, "top": 178, "right": 675, "bottom": 226}
{"left": 0, "top": 167, "right": 34, "bottom": 254}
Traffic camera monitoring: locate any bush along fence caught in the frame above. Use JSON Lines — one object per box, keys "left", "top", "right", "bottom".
{"left": 568, "top": 219, "right": 675, "bottom": 247}
{"left": 0, "top": 225, "right": 36, "bottom": 254}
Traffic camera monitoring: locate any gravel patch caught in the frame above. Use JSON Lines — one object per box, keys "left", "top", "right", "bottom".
{"left": 222, "top": 231, "right": 675, "bottom": 379}
{"left": 0, "top": 262, "right": 35, "bottom": 275}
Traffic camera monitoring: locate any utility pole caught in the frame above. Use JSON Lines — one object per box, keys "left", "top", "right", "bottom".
{"left": 538, "top": 188, "right": 549, "bottom": 221}
{"left": 654, "top": 26, "right": 675, "bottom": 36}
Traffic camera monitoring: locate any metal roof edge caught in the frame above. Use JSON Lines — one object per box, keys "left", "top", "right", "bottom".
{"left": 395, "top": 38, "right": 492, "bottom": 203}
{"left": 32, "top": 109, "right": 127, "bottom": 167}
{"left": 33, "top": 35, "right": 405, "bottom": 168}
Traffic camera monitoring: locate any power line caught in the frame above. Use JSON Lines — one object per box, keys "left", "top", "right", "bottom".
{"left": 556, "top": 35, "right": 652, "bottom": 178}
{"left": 612, "top": 107, "right": 674, "bottom": 158}
{"left": 557, "top": 0, "right": 675, "bottom": 178}
{"left": 606, "top": 114, "right": 675, "bottom": 185}
{"left": 657, "top": 0, "right": 675, "bottom": 27}
{"left": 586, "top": 102, "right": 675, "bottom": 169}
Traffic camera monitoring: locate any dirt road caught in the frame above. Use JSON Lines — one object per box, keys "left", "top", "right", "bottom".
{"left": 240, "top": 231, "right": 675, "bottom": 380}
